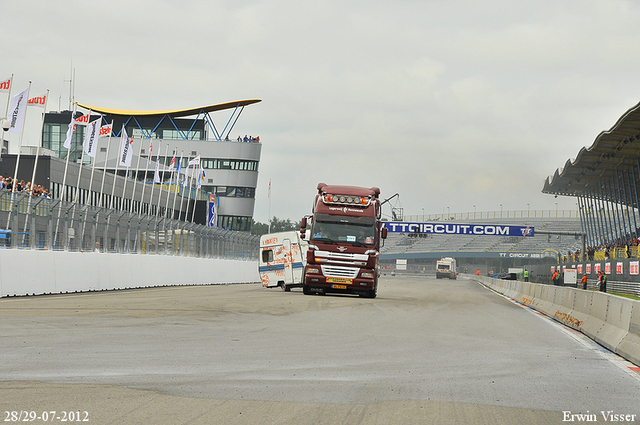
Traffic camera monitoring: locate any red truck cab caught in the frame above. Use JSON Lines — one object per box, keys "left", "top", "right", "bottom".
{"left": 300, "top": 183, "right": 387, "bottom": 298}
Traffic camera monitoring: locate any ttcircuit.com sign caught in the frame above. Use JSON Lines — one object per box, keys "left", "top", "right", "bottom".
{"left": 382, "top": 222, "right": 535, "bottom": 237}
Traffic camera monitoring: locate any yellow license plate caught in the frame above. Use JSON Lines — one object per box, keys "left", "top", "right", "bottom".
{"left": 331, "top": 284, "right": 347, "bottom": 290}
{"left": 327, "top": 277, "right": 352, "bottom": 284}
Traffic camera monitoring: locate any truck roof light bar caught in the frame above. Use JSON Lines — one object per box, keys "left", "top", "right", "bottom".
{"left": 322, "top": 194, "right": 371, "bottom": 207}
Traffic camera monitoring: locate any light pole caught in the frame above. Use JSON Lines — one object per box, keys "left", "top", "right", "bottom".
{"left": 473, "top": 204, "right": 476, "bottom": 220}
{"left": 447, "top": 206, "right": 450, "bottom": 220}
{"left": 555, "top": 202, "right": 558, "bottom": 217}
{"left": 422, "top": 208, "right": 424, "bottom": 222}
{"left": 500, "top": 204, "right": 503, "bottom": 218}
{"left": 527, "top": 203, "right": 530, "bottom": 217}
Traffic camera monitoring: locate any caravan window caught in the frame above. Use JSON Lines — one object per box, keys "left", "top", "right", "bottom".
{"left": 262, "top": 249, "right": 274, "bottom": 263}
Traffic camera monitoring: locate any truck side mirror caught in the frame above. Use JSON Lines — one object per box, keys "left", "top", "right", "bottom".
{"left": 381, "top": 227, "right": 387, "bottom": 239}
{"left": 300, "top": 217, "right": 307, "bottom": 239}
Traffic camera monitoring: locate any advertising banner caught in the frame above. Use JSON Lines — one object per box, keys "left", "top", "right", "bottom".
{"left": 382, "top": 221, "right": 534, "bottom": 237}
{"left": 207, "top": 194, "right": 217, "bottom": 227}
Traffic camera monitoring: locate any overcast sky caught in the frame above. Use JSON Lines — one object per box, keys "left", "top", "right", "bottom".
{"left": 5, "top": 0, "right": 640, "bottom": 223}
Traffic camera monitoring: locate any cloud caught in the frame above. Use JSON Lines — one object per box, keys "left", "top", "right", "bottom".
{"left": 5, "top": 0, "right": 640, "bottom": 224}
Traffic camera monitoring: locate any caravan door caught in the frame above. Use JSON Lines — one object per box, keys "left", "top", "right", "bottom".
{"left": 283, "top": 238, "right": 294, "bottom": 286}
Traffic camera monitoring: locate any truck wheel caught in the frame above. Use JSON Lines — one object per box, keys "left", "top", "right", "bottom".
{"left": 303, "top": 285, "right": 311, "bottom": 295}
{"left": 280, "top": 283, "right": 287, "bottom": 291}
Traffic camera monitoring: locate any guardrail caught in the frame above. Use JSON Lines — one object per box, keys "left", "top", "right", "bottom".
{"left": 475, "top": 275, "right": 640, "bottom": 368}
{"left": 404, "top": 209, "right": 579, "bottom": 222}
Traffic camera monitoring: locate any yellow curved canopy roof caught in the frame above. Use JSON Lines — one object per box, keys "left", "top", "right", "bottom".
{"left": 75, "top": 99, "right": 261, "bottom": 118}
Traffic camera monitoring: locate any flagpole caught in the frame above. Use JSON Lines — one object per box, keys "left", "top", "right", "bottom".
{"left": 152, "top": 143, "right": 168, "bottom": 217}
{"left": 139, "top": 139, "right": 153, "bottom": 215}
{"left": 85, "top": 112, "right": 100, "bottom": 202}
{"left": 165, "top": 147, "right": 177, "bottom": 218}
{"left": 60, "top": 105, "right": 77, "bottom": 202}
{"left": 129, "top": 135, "right": 146, "bottom": 252}
{"left": 72, "top": 109, "right": 91, "bottom": 206}
{"left": 54, "top": 104, "right": 76, "bottom": 247}
{"left": 79, "top": 111, "right": 101, "bottom": 246}
{"left": 6, "top": 81, "right": 31, "bottom": 230}
{"left": 268, "top": 179, "right": 272, "bottom": 234}
{"left": 191, "top": 161, "right": 204, "bottom": 224}
{"left": 68, "top": 107, "right": 91, "bottom": 250}
{"left": 170, "top": 150, "right": 183, "bottom": 220}
{"left": 22, "top": 89, "right": 49, "bottom": 237}
{"left": 99, "top": 120, "right": 114, "bottom": 209}
{"left": 188, "top": 154, "right": 201, "bottom": 223}
{"left": 179, "top": 155, "right": 191, "bottom": 222}
{"left": 151, "top": 143, "right": 169, "bottom": 254}
{"left": 168, "top": 150, "right": 183, "bottom": 255}
{"left": 0, "top": 74, "right": 13, "bottom": 159}
{"left": 129, "top": 133, "right": 144, "bottom": 214}
{"left": 106, "top": 125, "right": 123, "bottom": 251}
{"left": 186, "top": 155, "right": 198, "bottom": 223}
{"left": 119, "top": 131, "right": 132, "bottom": 213}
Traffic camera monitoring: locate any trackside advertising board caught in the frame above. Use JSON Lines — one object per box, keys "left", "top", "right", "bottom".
{"left": 207, "top": 194, "right": 218, "bottom": 227}
{"left": 382, "top": 222, "right": 534, "bottom": 237}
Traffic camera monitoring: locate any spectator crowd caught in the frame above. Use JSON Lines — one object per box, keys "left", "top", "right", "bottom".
{"left": 563, "top": 235, "right": 640, "bottom": 263}
{"left": 236, "top": 135, "right": 260, "bottom": 143}
{"left": 0, "top": 175, "right": 51, "bottom": 198}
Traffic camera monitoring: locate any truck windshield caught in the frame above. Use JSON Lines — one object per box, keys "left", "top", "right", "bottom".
{"left": 311, "top": 214, "right": 376, "bottom": 246}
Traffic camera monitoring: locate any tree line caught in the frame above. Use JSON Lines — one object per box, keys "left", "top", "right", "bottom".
{"left": 251, "top": 217, "right": 301, "bottom": 236}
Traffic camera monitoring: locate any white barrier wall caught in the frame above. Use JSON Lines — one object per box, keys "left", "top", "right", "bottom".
{"left": 475, "top": 276, "right": 640, "bottom": 368}
{"left": 0, "top": 250, "right": 260, "bottom": 297}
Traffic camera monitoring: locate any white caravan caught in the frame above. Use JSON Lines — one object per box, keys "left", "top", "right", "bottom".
{"left": 436, "top": 257, "right": 457, "bottom": 279}
{"left": 259, "top": 231, "right": 308, "bottom": 291}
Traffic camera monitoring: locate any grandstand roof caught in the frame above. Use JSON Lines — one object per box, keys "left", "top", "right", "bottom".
{"left": 542, "top": 101, "right": 640, "bottom": 202}
{"left": 75, "top": 99, "right": 262, "bottom": 118}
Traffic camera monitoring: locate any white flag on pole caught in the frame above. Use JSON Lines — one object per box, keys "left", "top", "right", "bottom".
{"left": 154, "top": 159, "right": 161, "bottom": 183}
{"left": 188, "top": 155, "right": 200, "bottom": 166}
{"left": 99, "top": 123, "right": 112, "bottom": 138}
{"left": 118, "top": 127, "right": 134, "bottom": 167}
{"left": 0, "top": 77, "right": 11, "bottom": 92}
{"left": 63, "top": 113, "right": 75, "bottom": 150}
{"left": 7, "top": 87, "right": 29, "bottom": 134}
{"left": 183, "top": 165, "right": 190, "bottom": 186}
{"left": 83, "top": 117, "right": 101, "bottom": 158}
{"left": 73, "top": 114, "right": 90, "bottom": 126}
{"left": 27, "top": 93, "right": 47, "bottom": 108}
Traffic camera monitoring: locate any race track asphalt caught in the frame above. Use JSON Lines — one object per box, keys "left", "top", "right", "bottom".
{"left": 1, "top": 275, "right": 639, "bottom": 424}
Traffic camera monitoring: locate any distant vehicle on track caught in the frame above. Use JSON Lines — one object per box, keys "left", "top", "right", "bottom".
{"left": 436, "top": 257, "right": 457, "bottom": 279}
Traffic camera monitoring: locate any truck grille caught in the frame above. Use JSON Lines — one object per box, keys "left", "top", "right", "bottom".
{"left": 321, "top": 265, "right": 360, "bottom": 279}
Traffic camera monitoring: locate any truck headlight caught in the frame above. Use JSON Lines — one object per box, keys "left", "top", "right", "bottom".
{"left": 361, "top": 272, "right": 374, "bottom": 279}
{"left": 307, "top": 267, "right": 320, "bottom": 274}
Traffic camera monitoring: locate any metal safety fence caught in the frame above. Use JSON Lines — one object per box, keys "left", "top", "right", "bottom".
{"left": 0, "top": 190, "right": 258, "bottom": 259}
{"left": 403, "top": 209, "right": 580, "bottom": 223}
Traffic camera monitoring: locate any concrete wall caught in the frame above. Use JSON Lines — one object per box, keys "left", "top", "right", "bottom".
{"left": 475, "top": 275, "right": 640, "bottom": 368}
{"left": 0, "top": 250, "right": 260, "bottom": 297}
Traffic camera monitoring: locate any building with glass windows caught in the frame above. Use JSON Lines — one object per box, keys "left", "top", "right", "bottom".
{"left": 38, "top": 99, "right": 262, "bottom": 231}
